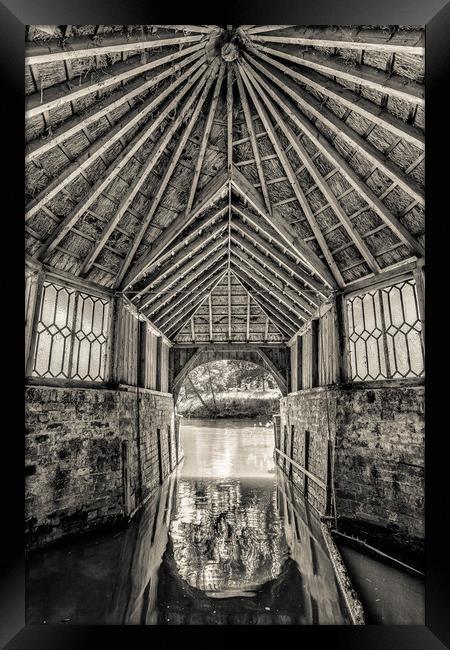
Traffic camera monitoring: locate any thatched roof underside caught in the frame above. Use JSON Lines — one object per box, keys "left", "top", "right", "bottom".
{"left": 25, "top": 24, "right": 425, "bottom": 343}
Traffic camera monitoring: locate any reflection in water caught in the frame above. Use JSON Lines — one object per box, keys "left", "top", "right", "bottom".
{"left": 26, "top": 419, "right": 350, "bottom": 625}
{"left": 170, "top": 479, "right": 288, "bottom": 597}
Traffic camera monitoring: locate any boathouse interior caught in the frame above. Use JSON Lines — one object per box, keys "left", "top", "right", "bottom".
{"left": 24, "top": 24, "right": 425, "bottom": 623}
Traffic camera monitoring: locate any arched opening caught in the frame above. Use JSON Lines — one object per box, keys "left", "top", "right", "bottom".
{"left": 176, "top": 359, "right": 283, "bottom": 419}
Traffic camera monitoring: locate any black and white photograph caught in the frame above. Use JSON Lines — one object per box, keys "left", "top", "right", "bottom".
{"left": 0, "top": 6, "right": 445, "bottom": 643}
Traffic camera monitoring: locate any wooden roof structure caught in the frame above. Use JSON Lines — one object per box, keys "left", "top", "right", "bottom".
{"left": 25, "top": 24, "right": 425, "bottom": 344}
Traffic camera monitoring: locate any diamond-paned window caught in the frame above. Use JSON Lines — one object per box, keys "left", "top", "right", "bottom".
{"left": 32, "top": 281, "right": 110, "bottom": 382}
{"left": 347, "top": 279, "right": 424, "bottom": 381}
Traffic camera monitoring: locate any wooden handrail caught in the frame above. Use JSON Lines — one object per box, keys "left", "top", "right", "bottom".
{"left": 274, "top": 448, "right": 326, "bottom": 490}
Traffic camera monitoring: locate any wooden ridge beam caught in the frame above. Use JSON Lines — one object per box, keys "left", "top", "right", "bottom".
{"left": 231, "top": 267, "right": 296, "bottom": 337}
{"left": 249, "top": 26, "right": 424, "bottom": 54}
{"left": 110, "top": 60, "right": 222, "bottom": 287}
{"left": 239, "top": 63, "right": 345, "bottom": 288}
{"left": 25, "top": 30, "right": 205, "bottom": 65}
{"left": 247, "top": 49, "right": 424, "bottom": 149}
{"left": 242, "top": 61, "right": 424, "bottom": 259}
{"left": 26, "top": 48, "right": 205, "bottom": 162}
{"left": 152, "top": 260, "right": 229, "bottom": 329}
{"left": 139, "top": 232, "right": 228, "bottom": 312}
{"left": 28, "top": 56, "right": 206, "bottom": 224}
{"left": 235, "top": 66, "right": 271, "bottom": 213}
{"left": 25, "top": 43, "right": 206, "bottom": 120}
{"left": 230, "top": 212, "right": 326, "bottom": 302}
{"left": 241, "top": 60, "right": 381, "bottom": 276}
{"left": 230, "top": 230, "right": 316, "bottom": 314}
{"left": 230, "top": 246, "right": 306, "bottom": 325}
{"left": 139, "top": 228, "right": 227, "bottom": 312}
{"left": 245, "top": 54, "right": 425, "bottom": 205}
{"left": 80, "top": 63, "right": 218, "bottom": 278}
{"left": 185, "top": 62, "right": 226, "bottom": 215}
{"left": 231, "top": 165, "right": 338, "bottom": 289}
{"left": 253, "top": 43, "right": 425, "bottom": 106}
{"left": 230, "top": 243, "right": 311, "bottom": 321}
{"left": 121, "top": 170, "right": 230, "bottom": 290}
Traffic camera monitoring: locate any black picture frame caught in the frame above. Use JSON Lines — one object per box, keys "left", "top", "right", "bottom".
{"left": 1, "top": 1, "right": 448, "bottom": 647}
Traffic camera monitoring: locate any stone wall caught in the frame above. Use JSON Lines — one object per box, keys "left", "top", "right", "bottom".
{"left": 278, "top": 381, "right": 424, "bottom": 554}
{"left": 25, "top": 383, "right": 177, "bottom": 549}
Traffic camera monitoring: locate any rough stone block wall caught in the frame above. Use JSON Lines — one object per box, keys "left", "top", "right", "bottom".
{"left": 25, "top": 384, "right": 175, "bottom": 549}
{"left": 334, "top": 384, "right": 425, "bottom": 554}
{"left": 279, "top": 382, "right": 424, "bottom": 553}
{"left": 279, "top": 389, "right": 334, "bottom": 514}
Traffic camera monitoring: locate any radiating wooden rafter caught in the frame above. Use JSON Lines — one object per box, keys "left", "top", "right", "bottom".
{"left": 25, "top": 24, "right": 425, "bottom": 344}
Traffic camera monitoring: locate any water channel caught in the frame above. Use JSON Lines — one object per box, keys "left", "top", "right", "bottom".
{"left": 26, "top": 419, "right": 354, "bottom": 625}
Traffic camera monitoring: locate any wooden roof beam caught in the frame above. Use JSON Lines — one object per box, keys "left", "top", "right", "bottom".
{"left": 111, "top": 60, "right": 222, "bottom": 286}
{"left": 231, "top": 165, "right": 338, "bottom": 289}
{"left": 230, "top": 212, "right": 326, "bottom": 302}
{"left": 25, "top": 43, "right": 206, "bottom": 120}
{"left": 184, "top": 63, "right": 226, "bottom": 215}
{"left": 230, "top": 243, "right": 311, "bottom": 321}
{"left": 238, "top": 62, "right": 345, "bottom": 288}
{"left": 152, "top": 260, "right": 229, "bottom": 329}
{"left": 26, "top": 48, "right": 206, "bottom": 162}
{"left": 129, "top": 205, "right": 228, "bottom": 293}
{"left": 235, "top": 66, "right": 271, "bottom": 213}
{"left": 247, "top": 49, "right": 424, "bottom": 149}
{"left": 121, "top": 169, "right": 230, "bottom": 290}
{"left": 230, "top": 230, "right": 316, "bottom": 314}
{"left": 230, "top": 247, "right": 306, "bottom": 324}
{"left": 147, "top": 245, "right": 228, "bottom": 317}
{"left": 80, "top": 63, "right": 219, "bottom": 278}
{"left": 241, "top": 60, "right": 381, "bottom": 276}
{"left": 162, "top": 268, "right": 227, "bottom": 337}
{"left": 243, "top": 60, "right": 424, "bottom": 259}
{"left": 245, "top": 54, "right": 425, "bottom": 205}
{"left": 139, "top": 232, "right": 228, "bottom": 312}
{"left": 253, "top": 43, "right": 424, "bottom": 106}
{"left": 28, "top": 56, "right": 207, "bottom": 226}
{"left": 249, "top": 26, "right": 424, "bottom": 54}
{"left": 231, "top": 267, "right": 297, "bottom": 337}
{"left": 25, "top": 30, "right": 206, "bottom": 65}
{"left": 133, "top": 221, "right": 228, "bottom": 302}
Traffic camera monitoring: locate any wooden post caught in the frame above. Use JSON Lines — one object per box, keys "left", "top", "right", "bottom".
{"left": 335, "top": 294, "right": 350, "bottom": 383}
{"left": 25, "top": 267, "right": 44, "bottom": 377}
{"left": 311, "top": 319, "right": 319, "bottom": 388}
{"left": 156, "top": 336, "right": 162, "bottom": 392}
{"left": 296, "top": 335, "right": 303, "bottom": 391}
{"left": 414, "top": 262, "right": 425, "bottom": 344}
{"left": 138, "top": 320, "right": 147, "bottom": 388}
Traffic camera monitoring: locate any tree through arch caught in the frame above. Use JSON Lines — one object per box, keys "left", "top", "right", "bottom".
{"left": 172, "top": 347, "right": 288, "bottom": 403}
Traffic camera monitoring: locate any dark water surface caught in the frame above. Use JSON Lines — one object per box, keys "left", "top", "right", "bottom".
{"left": 26, "top": 419, "right": 350, "bottom": 625}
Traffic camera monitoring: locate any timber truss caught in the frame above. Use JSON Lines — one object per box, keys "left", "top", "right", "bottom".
{"left": 25, "top": 25, "right": 425, "bottom": 344}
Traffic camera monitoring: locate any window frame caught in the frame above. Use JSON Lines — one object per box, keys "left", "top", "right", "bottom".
{"left": 26, "top": 272, "right": 114, "bottom": 384}
{"left": 343, "top": 270, "right": 425, "bottom": 383}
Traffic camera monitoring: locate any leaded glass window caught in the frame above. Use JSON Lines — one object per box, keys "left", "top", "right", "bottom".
{"left": 346, "top": 279, "right": 424, "bottom": 381}
{"left": 32, "top": 281, "right": 111, "bottom": 382}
